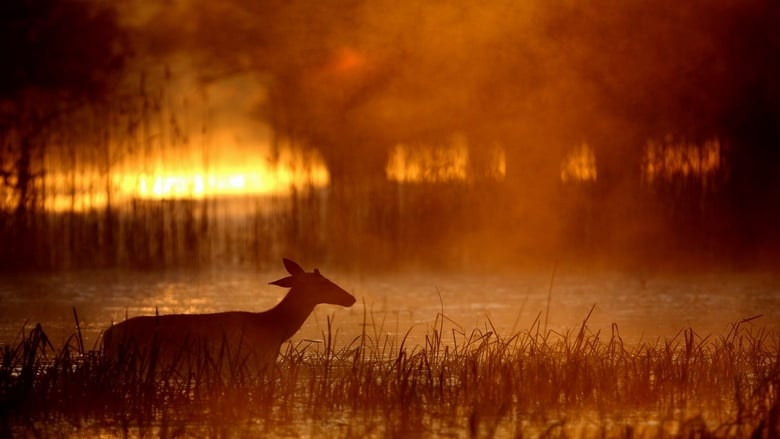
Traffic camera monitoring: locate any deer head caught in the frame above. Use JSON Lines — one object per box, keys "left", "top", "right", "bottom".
{"left": 269, "top": 258, "right": 356, "bottom": 307}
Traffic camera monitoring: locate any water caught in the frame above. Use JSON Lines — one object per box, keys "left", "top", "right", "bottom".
{"left": 1, "top": 268, "right": 778, "bottom": 349}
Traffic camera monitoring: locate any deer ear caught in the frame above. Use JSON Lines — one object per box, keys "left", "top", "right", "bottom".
{"left": 282, "top": 258, "right": 305, "bottom": 276}
{"left": 269, "top": 276, "right": 295, "bottom": 288}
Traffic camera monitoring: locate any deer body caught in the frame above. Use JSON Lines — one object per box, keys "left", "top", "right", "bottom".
{"left": 103, "top": 259, "right": 355, "bottom": 372}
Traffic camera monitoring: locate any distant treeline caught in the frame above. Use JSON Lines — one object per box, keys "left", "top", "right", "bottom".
{"left": 1, "top": 0, "right": 778, "bottom": 271}
{"left": 0, "top": 166, "right": 778, "bottom": 272}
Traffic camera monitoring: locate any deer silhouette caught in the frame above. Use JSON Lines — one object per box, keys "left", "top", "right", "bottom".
{"left": 103, "top": 258, "right": 355, "bottom": 373}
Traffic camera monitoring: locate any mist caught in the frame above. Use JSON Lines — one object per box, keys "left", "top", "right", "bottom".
{"left": 1, "top": 0, "right": 779, "bottom": 271}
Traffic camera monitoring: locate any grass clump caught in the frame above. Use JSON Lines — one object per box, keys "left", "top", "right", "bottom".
{"left": 1, "top": 309, "right": 778, "bottom": 438}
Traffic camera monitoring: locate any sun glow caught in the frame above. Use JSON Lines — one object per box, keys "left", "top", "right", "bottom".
{"left": 120, "top": 166, "right": 325, "bottom": 200}
{"left": 123, "top": 157, "right": 330, "bottom": 200}
{"left": 41, "top": 148, "right": 330, "bottom": 212}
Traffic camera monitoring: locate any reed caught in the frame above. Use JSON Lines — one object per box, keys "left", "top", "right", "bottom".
{"left": 1, "top": 309, "right": 777, "bottom": 438}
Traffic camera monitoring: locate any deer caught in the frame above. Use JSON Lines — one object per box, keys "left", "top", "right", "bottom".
{"left": 102, "top": 258, "right": 356, "bottom": 374}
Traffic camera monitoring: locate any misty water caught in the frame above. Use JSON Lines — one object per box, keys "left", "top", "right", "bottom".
{"left": 1, "top": 268, "right": 778, "bottom": 350}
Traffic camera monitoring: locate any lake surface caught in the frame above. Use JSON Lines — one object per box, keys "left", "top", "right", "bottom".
{"left": 1, "top": 267, "right": 778, "bottom": 349}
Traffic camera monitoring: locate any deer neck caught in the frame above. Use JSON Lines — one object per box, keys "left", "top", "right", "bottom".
{"left": 266, "top": 288, "right": 317, "bottom": 341}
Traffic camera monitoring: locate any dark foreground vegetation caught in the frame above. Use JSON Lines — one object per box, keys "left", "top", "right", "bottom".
{"left": 1, "top": 310, "right": 778, "bottom": 438}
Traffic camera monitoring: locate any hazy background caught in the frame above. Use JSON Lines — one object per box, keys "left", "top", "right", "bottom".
{"left": 1, "top": 0, "right": 779, "bottom": 273}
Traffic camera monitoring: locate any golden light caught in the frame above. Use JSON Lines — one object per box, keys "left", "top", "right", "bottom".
{"left": 41, "top": 146, "right": 330, "bottom": 212}
{"left": 643, "top": 136, "right": 722, "bottom": 185}
{"left": 386, "top": 142, "right": 469, "bottom": 183}
{"left": 560, "top": 143, "right": 597, "bottom": 183}
{"left": 122, "top": 157, "right": 330, "bottom": 201}
{"left": 386, "top": 135, "right": 506, "bottom": 183}
{"left": 130, "top": 171, "right": 261, "bottom": 199}
{"left": 489, "top": 147, "right": 507, "bottom": 179}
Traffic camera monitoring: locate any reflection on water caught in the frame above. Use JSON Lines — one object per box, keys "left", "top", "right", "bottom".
{"left": 1, "top": 269, "right": 777, "bottom": 348}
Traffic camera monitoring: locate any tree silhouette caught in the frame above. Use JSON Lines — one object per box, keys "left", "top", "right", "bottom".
{"left": 0, "top": 0, "right": 129, "bottom": 267}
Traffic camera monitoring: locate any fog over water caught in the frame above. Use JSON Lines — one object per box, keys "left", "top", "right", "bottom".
{"left": 2, "top": 269, "right": 778, "bottom": 351}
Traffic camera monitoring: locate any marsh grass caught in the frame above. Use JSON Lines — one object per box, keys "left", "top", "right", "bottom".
{"left": 1, "top": 308, "right": 778, "bottom": 438}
